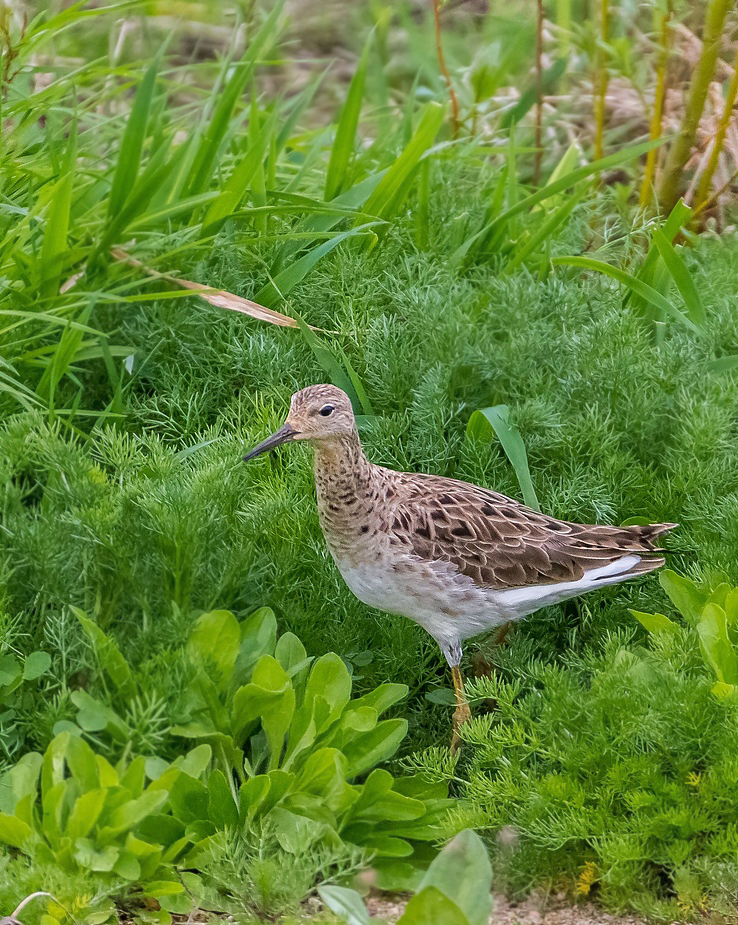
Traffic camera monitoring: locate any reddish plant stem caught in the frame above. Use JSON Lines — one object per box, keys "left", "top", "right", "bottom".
{"left": 433, "top": 0, "right": 460, "bottom": 137}
{"left": 534, "top": 0, "right": 544, "bottom": 184}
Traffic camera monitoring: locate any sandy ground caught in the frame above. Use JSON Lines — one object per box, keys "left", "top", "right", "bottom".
{"left": 361, "top": 891, "right": 648, "bottom": 925}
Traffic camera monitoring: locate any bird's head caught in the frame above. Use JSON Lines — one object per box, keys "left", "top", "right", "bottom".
{"left": 243, "top": 384, "right": 357, "bottom": 461}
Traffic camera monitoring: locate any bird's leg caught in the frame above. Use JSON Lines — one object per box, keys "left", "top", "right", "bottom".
{"left": 444, "top": 642, "right": 471, "bottom": 753}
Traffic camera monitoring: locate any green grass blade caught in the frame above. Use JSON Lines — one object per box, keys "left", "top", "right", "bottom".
{"left": 201, "top": 105, "right": 276, "bottom": 233}
{"left": 39, "top": 119, "right": 77, "bottom": 299}
{"left": 325, "top": 32, "right": 372, "bottom": 201}
{"left": 185, "top": 0, "right": 285, "bottom": 197}
{"left": 357, "top": 102, "right": 445, "bottom": 229}
{"left": 707, "top": 356, "right": 738, "bottom": 374}
{"left": 294, "top": 315, "right": 361, "bottom": 410}
{"left": 107, "top": 55, "right": 159, "bottom": 219}
{"left": 467, "top": 406, "right": 540, "bottom": 511}
{"left": 651, "top": 228, "right": 706, "bottom": 327}
{"left": 255, "top": 222, "right": 381, "bottom": 307}
{"left": 552, "top": 255, "right": 701, "bottom": 334}
{"left": 336, "top": 344, "right": 374, "bottom": 415}
{"left": 503, "top": 188, "right": 584, "bottom": 274}
{"left": 454, "top": 137, "right": 667, "bottom": 264}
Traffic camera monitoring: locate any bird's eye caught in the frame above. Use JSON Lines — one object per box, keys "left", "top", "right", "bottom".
{"left": 319, "top": 404, "right": 335, "bottom": 417}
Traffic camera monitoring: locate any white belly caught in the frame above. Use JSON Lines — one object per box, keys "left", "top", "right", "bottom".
{"left": 332, "top": 550, "right": 642, "bottom": 650}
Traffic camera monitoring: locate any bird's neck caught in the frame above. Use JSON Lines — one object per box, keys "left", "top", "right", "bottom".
{"left": 313, "top": 430, "right": 370, "bottom": 494}
{"left": 312, "top": 431, "right": 377, "bottom": 556}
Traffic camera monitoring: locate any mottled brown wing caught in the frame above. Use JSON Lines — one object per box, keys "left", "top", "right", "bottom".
{"left": 391, "top": 473, "right": 673, "bottom": 590}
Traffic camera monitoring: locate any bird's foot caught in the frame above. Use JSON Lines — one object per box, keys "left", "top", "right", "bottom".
{"left": 450, "top": 700, "right": 472, "bottom": 753}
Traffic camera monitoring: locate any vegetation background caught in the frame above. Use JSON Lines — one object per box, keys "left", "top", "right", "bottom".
{"left": 2, "top": 0, "right": 738, "bottom": 922}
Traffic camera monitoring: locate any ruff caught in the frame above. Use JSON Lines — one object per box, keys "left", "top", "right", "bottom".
{"left": 245, "top": 384, "right": 676, "bottom": 743}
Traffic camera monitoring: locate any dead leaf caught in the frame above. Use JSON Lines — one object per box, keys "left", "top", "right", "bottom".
{"left": 110, "top": 248, "right": 307, "bottom": 328}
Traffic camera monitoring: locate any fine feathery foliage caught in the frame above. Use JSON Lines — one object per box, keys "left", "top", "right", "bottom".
{"left": 412, "top": 574, "right": 738, "bottom": 919}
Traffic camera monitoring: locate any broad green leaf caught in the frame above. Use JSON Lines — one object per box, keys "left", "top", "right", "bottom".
{"left": 97, "top": 790, "right": 169, "bottom": 842}
{"left": 659, "top": 570, "right": 708, "bottom": 627}
{"left": 551, "top": 256, "right": 701, "bottom": 334}
{"left": 318, "top": 885, "right": 372, "bottom": 925}
{"left": 72, "top": 608, "right": 136, "bottom": 698}
{"left": 466, "top": 406, "right": 540, "bottom": 511}
{"left": 66, "top": 734, "right": 101, "bottom": 792}
{"left": 0, "top": 813, "right": 33, "bottom": 848}
{"left": 350, "top": 683, "right": 408, "bottom": 717}
{"left": 236, "top": 607, "right": 278, "bottom": 682}
{"left": 23, "top": 651, "right": 51, "bottom": 681}
{"left": 0, "top": 752, "right": 42, "bottom": 814}
{"left": 65, "top": 788, "right": 107, "bottom": 841}
{"left": 114, "top": 851, "right": 141, "bottom": 880}
{"left": 325, "top": 32, "right": 372, "bottom": 201}
{"left": 275, "top": 632, "right": 309, "bottom": 675}
{"left": 418, "top": 829, "right": 492, "bottom": 925}
{"left": 697, "top": 604, "right": 738, "bottom": 686}
{"left": 397, "top": 886, "right": 470, "bottom": 925}
{"left": 188, "top": 610, "right": 241, "bottom": 690}
{"left": 207, "top": 770, "right": 239, "bottom": 828}
{"left": 74, "top": 837, "right": 119, "bottom": 872}
{"left": 342, "top": 719, "right": 408, "bottom": 778}
{"left": 630, "top": 609, "right": 680, "bottom": 634}
{"left": 71, "top": 690, "right": 128, "bottom": 741}
{"left": 0, "top": 654, "right": 21, "bottom": 688}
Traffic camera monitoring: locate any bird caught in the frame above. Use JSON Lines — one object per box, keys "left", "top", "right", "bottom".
{"left": 244, "top": 384, "right": 676, "bottom": 748}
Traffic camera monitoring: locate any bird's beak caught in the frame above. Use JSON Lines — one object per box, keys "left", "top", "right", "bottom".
{"left": 243, "top": 423, "right": 299, "bottom": 461}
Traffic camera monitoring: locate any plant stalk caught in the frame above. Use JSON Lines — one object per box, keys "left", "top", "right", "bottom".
{"left": 657, "top": 0, "right": 732, "bottom": 212}
{"left": 693, "top": 44, "right": 738, "bottom": 213}
{"left": 639, "top": 3, "right": 672, "bottom": 208}
{"left": 433, "top": 0, "right": 459, "bottom": 137}
{"left": 535, "top": 0, "right": 545, "bottom": 184}
{"left": 593, "top": 0, "right": 609, "bottom": 161}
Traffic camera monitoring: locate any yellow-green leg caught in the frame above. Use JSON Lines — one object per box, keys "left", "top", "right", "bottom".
{"left": 450, "top": 663, "right": 471, "bottom": 753}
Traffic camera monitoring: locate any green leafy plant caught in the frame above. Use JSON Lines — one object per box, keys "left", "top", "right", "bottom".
{"left": 0, "top": 731, "right": 202, "bottom": 915}
{"left": 632, "top": 569, "right": 738, "bottom": 698}
{"left": 319, "top": 828, "right": 492, "bottom": 925}
{"left": 170, "top": 608, "right": 451, "bottom": 882}
{"left": 0, "top": 647, "right": 52, "bottom": 763}
{"left": 61, "top": 606, "right": 451, "bottom": 891}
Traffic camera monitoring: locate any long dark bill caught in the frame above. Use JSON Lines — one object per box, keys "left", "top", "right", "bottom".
{"left": 243, "top": 423, "right": 298, "bottom": 461}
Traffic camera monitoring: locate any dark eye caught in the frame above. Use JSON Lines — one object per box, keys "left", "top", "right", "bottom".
{"left": 319, "top": 404, "right": 335, "bottom": 417}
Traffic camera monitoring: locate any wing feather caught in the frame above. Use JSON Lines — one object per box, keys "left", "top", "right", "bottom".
{"left": 390, "top": 472, "right": 674, "bottom": 590}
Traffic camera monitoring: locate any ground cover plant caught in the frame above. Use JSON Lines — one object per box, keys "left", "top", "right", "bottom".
{"left": 3, "top": 0, "right": 738, "bottom": 921}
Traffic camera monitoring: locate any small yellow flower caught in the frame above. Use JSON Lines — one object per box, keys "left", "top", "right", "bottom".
{"left": 576, "top": 861, "right": 598, "bottom": 896}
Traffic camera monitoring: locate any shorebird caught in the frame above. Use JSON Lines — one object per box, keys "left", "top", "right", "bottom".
{"left": 244, "top": 385, "right": 675, "bottom": 747}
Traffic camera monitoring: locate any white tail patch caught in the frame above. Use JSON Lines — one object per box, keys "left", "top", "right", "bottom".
{"left": 495, "top": 554, "right": 641, "bottom": 614}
